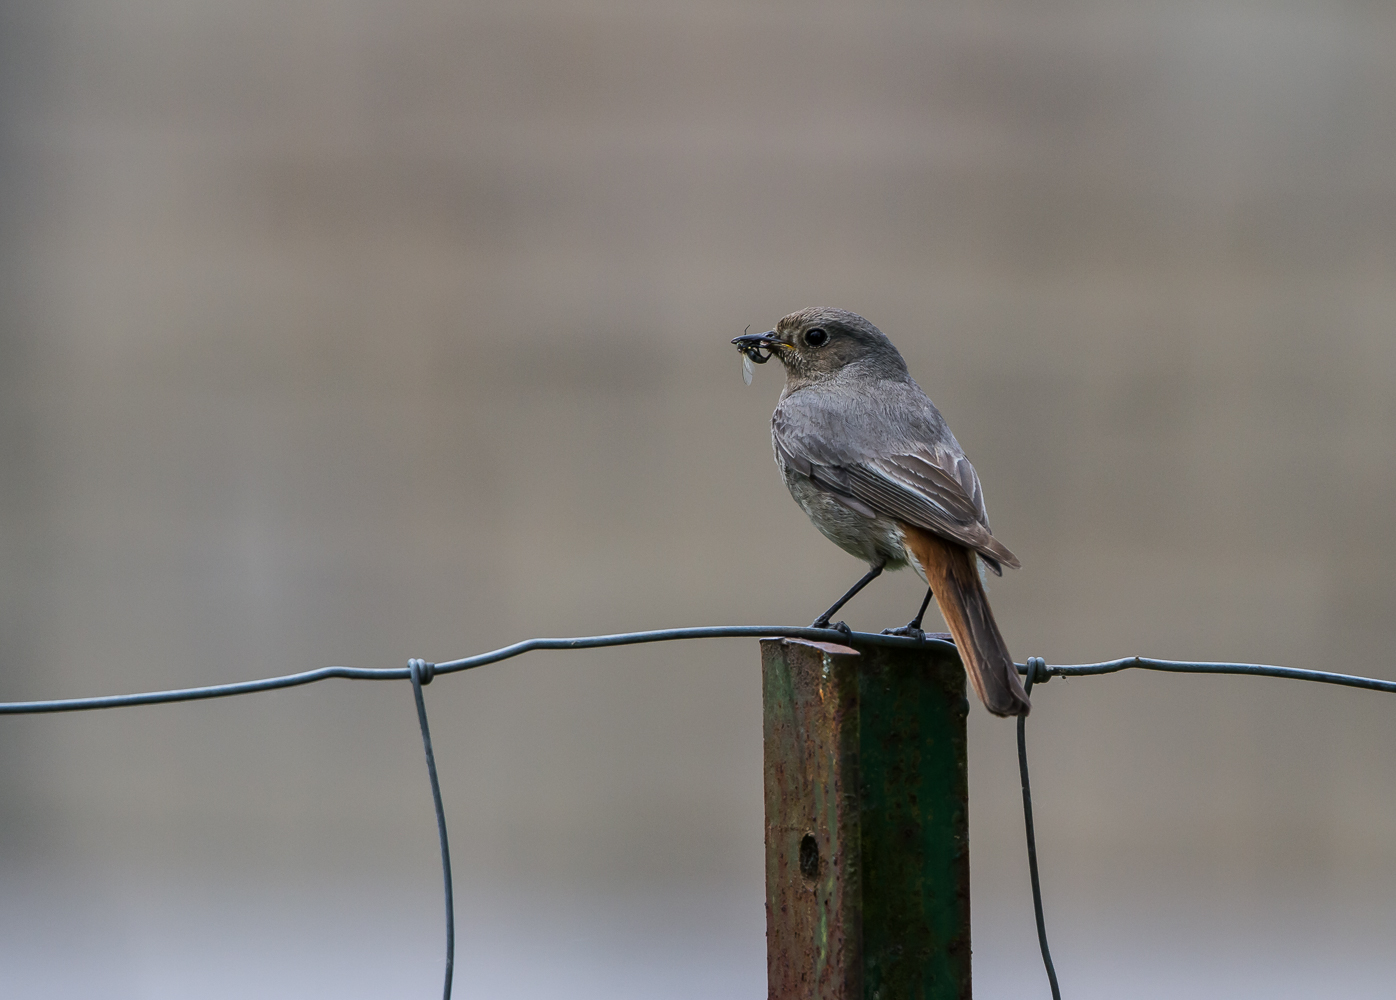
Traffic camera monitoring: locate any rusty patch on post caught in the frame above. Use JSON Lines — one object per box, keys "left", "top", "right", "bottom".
{"left": 763, "top": 638, "right": 862, "bottom": 999}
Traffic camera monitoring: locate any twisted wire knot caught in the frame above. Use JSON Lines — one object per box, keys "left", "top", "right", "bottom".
{"left": 409, "top": 658, "right": 436, "bottom": 685}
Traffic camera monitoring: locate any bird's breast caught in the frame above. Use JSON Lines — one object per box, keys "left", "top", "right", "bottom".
{"left": 776, "top": 450, "right": 911, "bottom": 571}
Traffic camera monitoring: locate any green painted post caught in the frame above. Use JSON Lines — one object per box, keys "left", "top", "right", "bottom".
{"left": 762, "top": 637, "right": 971, "bottom": 1000}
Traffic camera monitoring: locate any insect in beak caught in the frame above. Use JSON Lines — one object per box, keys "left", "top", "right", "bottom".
{"left": 732, "top": 327, "right": 779, "bottom": 384}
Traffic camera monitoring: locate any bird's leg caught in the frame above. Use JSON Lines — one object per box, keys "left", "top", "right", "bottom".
{"left": 811, "top": 562, "right": 885, "bottom": 636}
{"left": 882, "top": 586, "right": 935, "bottom": 640}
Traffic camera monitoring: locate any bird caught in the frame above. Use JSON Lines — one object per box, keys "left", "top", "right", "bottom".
{"left": 733, "top": 307, "right": 1030, "bottom": 717}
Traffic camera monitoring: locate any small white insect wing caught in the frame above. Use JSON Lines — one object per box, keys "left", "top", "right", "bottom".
{"left": 742, "top": 351, "right": 754, "bottom": 385}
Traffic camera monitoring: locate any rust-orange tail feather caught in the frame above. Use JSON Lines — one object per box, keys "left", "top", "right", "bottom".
{"left": 899, "top": 524, "right": 1030, "bottom": 717}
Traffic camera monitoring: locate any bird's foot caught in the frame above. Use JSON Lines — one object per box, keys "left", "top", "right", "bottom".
{"left": 812, "top": 618, "right": 854, "bottom": 639}
{"left": 881, "top": 624, "right": 926, "bottom": 641}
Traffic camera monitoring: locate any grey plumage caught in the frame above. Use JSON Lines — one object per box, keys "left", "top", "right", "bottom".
{"left": 772, "top": 378, "right": 1019, "bottom": 574}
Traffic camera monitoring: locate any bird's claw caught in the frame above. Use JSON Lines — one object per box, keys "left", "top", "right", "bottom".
{"left": 812, "top": 618, "right": 854, "bottom": 639}
{"left": 881, "top": 624, "right": 927, "bottom": 641}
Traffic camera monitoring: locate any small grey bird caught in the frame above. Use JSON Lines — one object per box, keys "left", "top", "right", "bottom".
{"left": 734, "top": 307, "right": 1030, "bottom": 717}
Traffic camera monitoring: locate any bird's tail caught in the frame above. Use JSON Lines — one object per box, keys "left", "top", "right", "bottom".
{"left": 899, "top": 524, "right": 1031, "bottom": 717}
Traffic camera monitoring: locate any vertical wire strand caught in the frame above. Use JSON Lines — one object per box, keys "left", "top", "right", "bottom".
{"left": 410, "top": 659, "right": 455, "bottom": 1000}
{"left": 1018, "top": 657, "right": 1061, "bottom": 999}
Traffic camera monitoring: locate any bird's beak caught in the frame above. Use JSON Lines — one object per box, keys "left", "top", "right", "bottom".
{"left": 732, "top": 331, "right": 784, "bottom": 350}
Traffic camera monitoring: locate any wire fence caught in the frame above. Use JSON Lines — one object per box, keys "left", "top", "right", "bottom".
{"left": 3, "top": 624, "right": 1394, "bottom": 999}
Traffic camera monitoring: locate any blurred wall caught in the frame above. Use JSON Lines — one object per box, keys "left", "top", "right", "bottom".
{"left": 2, "top": 0, "right": 1395, "bottom": 995}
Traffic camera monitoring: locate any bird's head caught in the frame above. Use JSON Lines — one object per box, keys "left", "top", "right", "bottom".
{"left": 732, "top": 307, "right": 907, "bottom": 386}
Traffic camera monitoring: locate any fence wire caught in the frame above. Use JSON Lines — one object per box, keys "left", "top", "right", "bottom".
{"left": 2, "top": 624, "right": 1394, "bottom": 999}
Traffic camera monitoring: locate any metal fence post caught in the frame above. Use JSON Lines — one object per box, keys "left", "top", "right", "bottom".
{"left": 762, "top": 637, "right": 971, "bottom": 1000}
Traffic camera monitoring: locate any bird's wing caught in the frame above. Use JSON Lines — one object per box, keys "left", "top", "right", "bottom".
{"left": 773, "top": 399, "right": 1020, "bottom": 571}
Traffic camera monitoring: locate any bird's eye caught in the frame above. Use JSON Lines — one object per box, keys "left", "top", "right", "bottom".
{"left": 805, "top": 328, "right": 829, "bottom": 347}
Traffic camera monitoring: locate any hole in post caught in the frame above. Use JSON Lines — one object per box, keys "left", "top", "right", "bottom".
{"left": 799, "top": 834, "right": 820, "bottom": 880}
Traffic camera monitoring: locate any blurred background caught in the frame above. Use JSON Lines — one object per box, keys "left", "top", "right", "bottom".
{"left": 2, "top": 0, "right": 1395, "bottom": 996}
